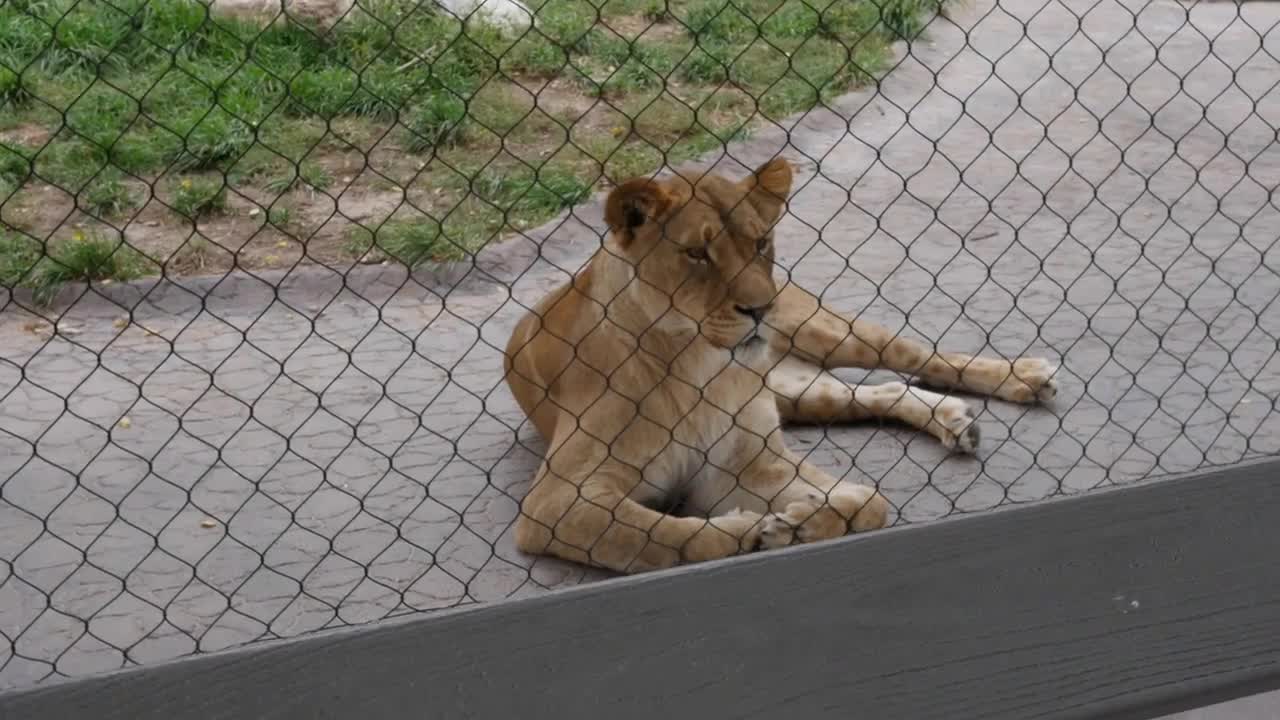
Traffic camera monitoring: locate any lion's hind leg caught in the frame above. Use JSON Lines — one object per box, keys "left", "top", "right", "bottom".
{"left": 767, "top": 355, "right": 980, "bottom": 454}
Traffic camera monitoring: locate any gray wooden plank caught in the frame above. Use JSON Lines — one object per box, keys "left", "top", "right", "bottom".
{"left": 3, "top": 459, "right": 1280, "bottom": 720}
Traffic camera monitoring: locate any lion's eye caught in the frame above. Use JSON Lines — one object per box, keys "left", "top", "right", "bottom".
{"left": 686, "top": 246, "right": 709, "bottom": 263}
{"left": 757, "top": 234, "right": 773, "bottom": 252}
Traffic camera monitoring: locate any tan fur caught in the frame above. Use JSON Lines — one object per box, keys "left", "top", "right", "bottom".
{"left": 503, "top": 158, "right": 1058, "bottom": 573}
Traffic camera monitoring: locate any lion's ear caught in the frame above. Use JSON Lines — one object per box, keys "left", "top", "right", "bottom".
{"left": 743, "top": 157, "right": 793, "bottom": 223}
{"left": 604, "top": 178, "right": 672, "bottom": 245}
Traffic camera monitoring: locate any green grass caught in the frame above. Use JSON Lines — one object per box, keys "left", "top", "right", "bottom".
{"left": 0, "top": 231, "right": 41, "bottom": 288}
{"left": 1, "top": 229, "right": 150, "bottom": 303}
{"left": 171, "top": 176, "right": 227, "bottom": 218}
{"left": 80, "top": 169, "right": 136, "bottom": 216}
{"left": 263, "top": 162, "right": 334, "bottom": 194}
{"left": 474, "top": 167, "right": 595, "bottom": 217}
{"left": 0, "top": 0, "right": 947, "bottom": 277}
{"left": 0, "top": 66, "right": 29, "bottom": 104}
{"left": 346, "top": 220, "right": 448, "bottom": 267}
{"left": 267, "top": 205, "right": 294, "bottom": 229}
{"left": 348, "top": 166, "right": 592, "bottom": 266}
{"left": 0, "top": 143, "right": 28, "bottom": 198}
{"left": 406, "top": 93, "right": 468, "bottom": 151}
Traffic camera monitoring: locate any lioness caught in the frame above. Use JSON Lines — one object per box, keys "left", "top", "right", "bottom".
{"left": 503, "top": 157, "right": 1057, "bottom": 573}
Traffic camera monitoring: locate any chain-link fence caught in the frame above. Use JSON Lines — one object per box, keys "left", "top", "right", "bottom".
{"left": 1, "top": 0, "right": 1277, "bottom": 691}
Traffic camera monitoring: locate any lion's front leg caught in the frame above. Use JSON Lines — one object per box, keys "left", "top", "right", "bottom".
{"left": 755, "top": 460, "right": 889, "bottom": 549}
{"left": 701, "top": 449, "right": 890, "bottom": 549}
{"left": 767, "top": 284, "right": 1059, "bottom": 404}
{"left": 514, "top": 460, "right": 766, "bottom": 574}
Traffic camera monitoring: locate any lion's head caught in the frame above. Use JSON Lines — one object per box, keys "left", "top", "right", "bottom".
{"left": 601, "top": 158, "right": 794, "bottom": 357}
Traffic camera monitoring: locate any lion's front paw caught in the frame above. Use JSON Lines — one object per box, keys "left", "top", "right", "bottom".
{"left": 996, "top": 357, "right": 1059, "bottom": 404}
{"left": 756, "top": 485, "right": 890, "bottom": 552}
{"left": 757, "top": 491, "right": 849, "bottom": 549}
{"left": 804, "top": 485, "right": 889, "bottom": 537}
{"left": 930, "top": 394, "right": 980, "bottom": 454}
{"left": 688, "top": 509, "right": 765, "bottom": 561}
{"left": 757, "top": 509, "right": 800, "bottom": 550}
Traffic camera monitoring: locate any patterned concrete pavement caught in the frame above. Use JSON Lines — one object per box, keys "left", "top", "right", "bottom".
{"left": 1, "top": 0, "right": 1278, "bottom": 691}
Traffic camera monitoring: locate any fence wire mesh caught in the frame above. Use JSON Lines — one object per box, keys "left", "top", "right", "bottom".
{"left": 1, "top": 0, "right": 1278, "bottom": 691}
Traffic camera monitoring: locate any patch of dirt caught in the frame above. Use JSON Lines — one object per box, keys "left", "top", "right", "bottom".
{"left": 0, "top": 107, "right": 476, "bottom": 281}
{"left": 1, "top": 184, "right": 77, "bottom": 237}
{"left": 0, "top": 169, "right": 413, "bottom": 280}
{"left": 0, "top": 123, "right": 52, "bottom": 147}
{"left": 601, "top": 14, "right": 683, "bottom": 42}
{"left": 519, "top": 77, "right": 600, "bottom": 122}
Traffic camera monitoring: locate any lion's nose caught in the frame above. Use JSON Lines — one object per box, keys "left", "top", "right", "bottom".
{"left": 735, "top": 303, "right": 772, "bottom": 324}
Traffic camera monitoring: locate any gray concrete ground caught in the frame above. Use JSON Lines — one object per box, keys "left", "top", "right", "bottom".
{"left": 1161, "top": 690, "right": 1280, "bottom": 720}
{"left": 1, "top": 0, "right": 1278, "bottom": 695}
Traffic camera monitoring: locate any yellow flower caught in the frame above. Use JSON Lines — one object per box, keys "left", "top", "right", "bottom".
{"left": 72, "top": 230, "right": 85, "bottom": 242}
{"left": 180, "top": 178, "right": 193, "bottom": 190}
